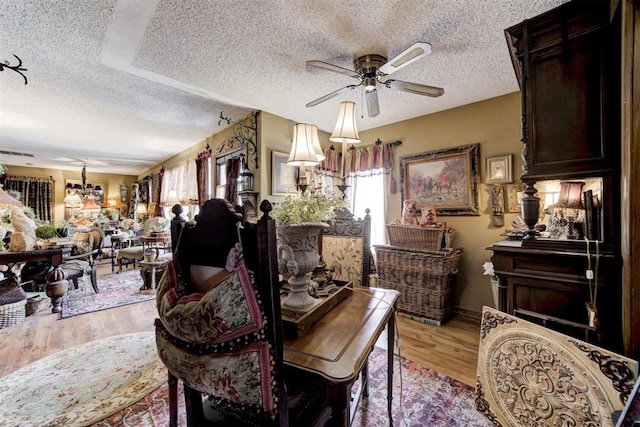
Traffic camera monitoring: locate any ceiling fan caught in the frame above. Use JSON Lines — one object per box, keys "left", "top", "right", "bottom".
{"left": 305, "top": 42, "right": 444, "bottom": 118}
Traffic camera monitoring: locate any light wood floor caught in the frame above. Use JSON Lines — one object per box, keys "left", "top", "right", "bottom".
{"left": 0, "top": 262, "right": 482, "bottom": 387}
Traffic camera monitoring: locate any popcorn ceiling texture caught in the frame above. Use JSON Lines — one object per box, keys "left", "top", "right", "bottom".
{"left": 1, "top": 0, "right": 568, "bottom": 174}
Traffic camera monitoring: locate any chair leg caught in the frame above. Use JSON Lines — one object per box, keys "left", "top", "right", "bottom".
{"left": 72, "top": 277, "right": 79, "bottom": 289}
{"left": 184, "top": 383, "right": 205, "bottom": 426}
{"left": 168, "top": 371, "right": 178, "bottom": 427}
{"left": 90, "top": 267, "right": 99, "bottom": 293}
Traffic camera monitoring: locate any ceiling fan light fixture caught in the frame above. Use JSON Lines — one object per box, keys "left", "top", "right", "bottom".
{"left": 363, "top": 76, "right": 376, "bottom": 91}
{"left": 330, "top": 101, "right": 361, "bottom": 144}
{"left": 287, "top": 123, "right": 323, "bottom": 166}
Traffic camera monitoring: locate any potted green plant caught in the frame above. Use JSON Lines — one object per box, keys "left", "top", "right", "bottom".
{"left": 271, "top": 192, "right": 346, "bottom": 309}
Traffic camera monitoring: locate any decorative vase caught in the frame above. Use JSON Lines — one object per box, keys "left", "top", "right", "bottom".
{"left": 276, "top": 223, "right": 329, "bottom": 310}
{"left": 144, "top": 247, "right": 158, "bottom": 262}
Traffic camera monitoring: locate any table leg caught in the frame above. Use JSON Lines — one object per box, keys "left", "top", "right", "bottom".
{"left": 328, "top": 385, "right": 351, "bottom": 426}
{"left": 387, "top": 311, "right": 395, "bottom": 426}
{"left": 150, "top": 266, "right": 156, "bottom": 290}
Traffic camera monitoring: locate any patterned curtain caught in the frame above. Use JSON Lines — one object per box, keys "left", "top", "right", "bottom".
{"left": 225, "top": 157, "right": 240, "bottom": 206}
{"left": 195, "top": 145, "right": 211, "bottom": 206}
{"left": 3, "top": 175, "right": 54, "bottom": 223}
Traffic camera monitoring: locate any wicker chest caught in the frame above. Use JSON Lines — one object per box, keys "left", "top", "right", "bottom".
{"left": 374, "top": 245, "right": 462, "bottom": 324}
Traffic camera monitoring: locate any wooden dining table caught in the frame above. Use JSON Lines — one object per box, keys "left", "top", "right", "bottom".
{"left": 0, "top": 246, "right": 71, "bottom": 313}
{"left": 284, "top": 286, "right": 399, "bottom": 426}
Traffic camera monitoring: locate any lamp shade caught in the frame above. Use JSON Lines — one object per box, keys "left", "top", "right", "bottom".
{"left": 63, "top": 192, "right": 83, "bottom": 205}
{"left": 80, "top": 198, "right": 101, "bottom": 212}
{"left": 166, "top": 190, "right": 179, "bottom": 205}
{"left": 0, "top": 186, "right": 22, "bottom": 208}
{"left": 329, "top": 101, "right": 361, "bottom": 144}
{"left": 556, "top": 181, "right": 584, "bottom": 209}
{"left": 287, "top": 123, "right": 323, "bottom": 166}
{"left": 136, "top": 203, "right": 147, "bottom": 215}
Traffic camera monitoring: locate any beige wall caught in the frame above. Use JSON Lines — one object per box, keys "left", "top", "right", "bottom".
{"left": 4, "top": 165, "right": 137, "bottom": 225}
{"left": 256, "top": 93, "right": 523, "bottom": 315}
{"left": 357, "top": 92, "right": 523, "bottom": 313}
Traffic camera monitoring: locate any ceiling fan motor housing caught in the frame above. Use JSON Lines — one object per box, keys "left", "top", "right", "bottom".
{"left": 354, "top": 54, "right": 387, "bottom": 76}
{"left": 354, "top": 54, "right": 387, "bottom": 91}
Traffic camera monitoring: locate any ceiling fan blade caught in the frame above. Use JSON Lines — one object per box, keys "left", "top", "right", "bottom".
{"left": 379, "top": 42, "right": 432, "bottom": 75}
{"left": 306, "top": 60, "right": 360, "bottom": 79}
{"left": 305, "top": 84, "right": 360, "bottom": 107}
{"left": 383, "top": 79, "right": 444, "bottom": 97}
{"left": 365, "top": 89, "right": 380, "bottom": 117}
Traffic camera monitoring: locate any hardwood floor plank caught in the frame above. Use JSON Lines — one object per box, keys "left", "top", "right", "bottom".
{"left": 1, "top": 264, "right": 483, "bottom": 388}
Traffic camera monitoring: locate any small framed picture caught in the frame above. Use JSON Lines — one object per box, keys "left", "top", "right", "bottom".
{"left": 486, "top": 154, "right": 512, "bottom": 184}
{"left": 271, "top": 151, "right": 298, "bottom": 196}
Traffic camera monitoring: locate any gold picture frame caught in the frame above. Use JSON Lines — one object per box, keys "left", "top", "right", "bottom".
{"left": 504, "top": 183, "right": 525, "bottom": 213}
{"left": 400, "top": 143, "right": 480, "bottom": 216}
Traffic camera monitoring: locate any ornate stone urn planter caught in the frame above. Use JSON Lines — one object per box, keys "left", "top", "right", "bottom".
{"left": 276, "top": 222, "right": 329, "bottom": 310}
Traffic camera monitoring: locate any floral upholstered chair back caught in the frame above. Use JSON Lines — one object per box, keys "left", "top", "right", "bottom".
{"left": 154, "top": 199, "right": 287, "bottom": 424}
{"left": 322, "top": 208, "right": 372, "bottom": 287}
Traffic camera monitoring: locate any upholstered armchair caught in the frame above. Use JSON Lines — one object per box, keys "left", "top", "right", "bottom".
{"left": 61, "top": 226, "right": 104, "bottom": 292}
{"left": 155, "top": 199, "right": 332, "bottom": 426}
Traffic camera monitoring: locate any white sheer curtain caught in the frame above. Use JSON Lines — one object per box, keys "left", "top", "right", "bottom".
{"left": 160, "top": 160, "right": 199, "bottom": 218}
{"left": 350, "top": 169, "right": 387, "bottom": 247}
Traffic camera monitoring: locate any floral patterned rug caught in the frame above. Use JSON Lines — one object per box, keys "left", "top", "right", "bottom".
{"left": 0, "top": 332, "right": 166, "bottom": 427}
{"left": 95, "top": 346, "right": 492, "bottom": 427}
{"left": 62, "top": 269, "right": 155, "bottom": 318}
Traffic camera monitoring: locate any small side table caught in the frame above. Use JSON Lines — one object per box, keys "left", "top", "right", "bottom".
{"left": 139, "top": 260, "right": 167, "bottom": 291}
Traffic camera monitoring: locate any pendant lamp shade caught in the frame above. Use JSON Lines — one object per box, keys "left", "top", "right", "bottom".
{"left": 80, "top": 197, "right": 101, "bottom": 212}
{"left": 287, "top": 123, "right": 324, "bottom": 166}
{"left": 0, "top": 186, "right": 22, "bottom": 209}
{"left": 329, "top": 101, "right": 361, "bottom": 144}
{"left": 63, "top": 192, "right": 83, "bottom": 205}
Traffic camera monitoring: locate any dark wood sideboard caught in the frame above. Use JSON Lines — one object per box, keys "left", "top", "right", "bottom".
{"left": 488, "top": 239, "right": 621, "bottom": 351}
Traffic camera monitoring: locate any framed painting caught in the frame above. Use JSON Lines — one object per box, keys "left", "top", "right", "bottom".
{"left": 486, "top": 154, "right": 513, "bottom": 184}
{"left": 400, "top": 143, "right": 480, "bottom": 216}
{"left": 504, "top": 183, "right": 525, "bottom": 213}
{"left": 271, "top": 150, "right": 298, "bottom": 196}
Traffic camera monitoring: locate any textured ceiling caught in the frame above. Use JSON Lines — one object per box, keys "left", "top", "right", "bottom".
{"left": 0, "top": 0, "right": 569, "bottom": 175}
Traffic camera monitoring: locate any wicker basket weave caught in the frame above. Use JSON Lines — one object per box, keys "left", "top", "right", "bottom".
{"left": 386, "top": 224, "right": 446, "bottom": 250}
{"left": 0, "top": 299, "right": 27, "bottom": 328}
{"left": 374, "top": 245, "right": 462, "bottom": 323}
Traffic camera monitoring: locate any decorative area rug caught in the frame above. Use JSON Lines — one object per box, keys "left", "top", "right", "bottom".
{"left": 475, "top": 306, "right": 639, "bottom": 427}
{"left": 94, "top": 346, "right": 492, "bottom": 427}
{"left": 0, "top": 332, "right": 166, "bottom": 427}
{"left": 62, "top": 269, "right": 155, "bottom": 318}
